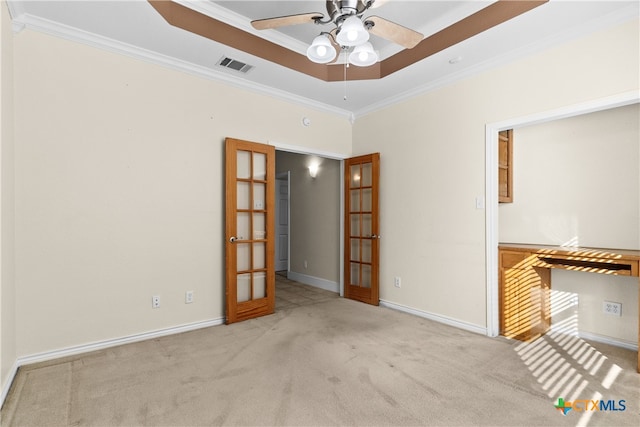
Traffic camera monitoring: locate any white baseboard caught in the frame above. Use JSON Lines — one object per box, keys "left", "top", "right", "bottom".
{"left": 0, "top": 317, "right": 224, "bottom": 409}
{"left": 287, "top": 271, "right": 339, "bottom": 293}
{"left": 379, "top": 299, "right": 487, "bottom": 336}
{"left": 579, "top": 331, "right": 638, "bottom": 352}
{"left": 17, "top": 317, "right": 225, "bottom": 366}
{"left": 1, "top": 361, "right": 19, "bottom": 409}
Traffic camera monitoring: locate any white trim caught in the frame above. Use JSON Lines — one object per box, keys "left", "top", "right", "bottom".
{"left": 175, "top": 0, "right": 488, "bottom": 64}
{"left": 0, "top": 317, "right": 223, "bottom": 408}
{"left": 269, "top": 141, "right": 349, "bottom": 160}
{"left": 379, "top": 299, "right": 487, "bottom": 336}
{"left": 491, "top": 91, "right": 640, "bottom": 132}
{"left": 1, "top": 361, "right": 19, "bottom": 408}
{"left": 16, "top": 318, "right": 223, "bottom": 368}
{"left": 485, "top": 124, "right": 500, "bottom": 337}
{"left": 10, "top": 2, "right": 637, "bottom": 121}
{"left": 5, "top": 0, "right": 23, "bottom": 21}
{"left": 353, "top": 3, "right": 640, "bottom": 119}
{"left": 10, "top": 13, "right": 353, "bottom": 120}
{"left": 286, "top": 171, "right": 291, "bottom": 274}
{"left": 174, "top": 0, "right": 309, "bottom": 56}
{"left": 287, "top": 271, "right": 339, "bottom": 294}
{"left": 579, "top": 331, "right": 638, "bottom": 352}
{"left": 274, "top": 173, "right": 290, "bottom": 272}
{"left": 270, "top": 142, "right": 345, "bottom": 295}
{"left": 339, "top": 160, "right": 345, "bottom": 298}
{"left": 485, "top": 90, "right": 640, "bottom": 338}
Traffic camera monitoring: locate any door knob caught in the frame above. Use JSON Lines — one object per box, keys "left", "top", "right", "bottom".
{"left": 229, "top": 236, "right": 238, "bottom": 243}
{"left": 370, "top": 234, "right": 381, "bottom": 239}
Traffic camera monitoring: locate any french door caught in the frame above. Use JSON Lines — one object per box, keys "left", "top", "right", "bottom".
{"left": 344, "top": 153, "right": 380, "bottom": 305}
{"left": 225, "top": 138, "right": 275, "bottom": 323}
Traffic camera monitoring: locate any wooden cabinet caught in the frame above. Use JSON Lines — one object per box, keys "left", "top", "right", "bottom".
{"left": 499, "top": 249, "right": 550, "bottom": 341}
{"left": 498, "top": 129, "right": 513, "bottom": 203}
{"left": 499, "top": 243, "right": 640, "bottom": 372}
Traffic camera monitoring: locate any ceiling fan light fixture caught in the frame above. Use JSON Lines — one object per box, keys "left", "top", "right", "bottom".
{"left": 336, "top": 15, "right": 369, "bottom": 46}
{"left": 348, "top": 42, "right": 378, "bottom": 67}
{"left": 306, "top": 34, "right": 337, "bottom": 63}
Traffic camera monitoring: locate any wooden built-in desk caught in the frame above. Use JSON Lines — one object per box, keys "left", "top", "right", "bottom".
{"left": 498, "top": 243, "right": 640, "bottom": 373}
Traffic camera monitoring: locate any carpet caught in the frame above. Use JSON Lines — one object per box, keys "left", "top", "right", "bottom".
{"left": 2, "top": 296, "right": 639, "bottom": 426}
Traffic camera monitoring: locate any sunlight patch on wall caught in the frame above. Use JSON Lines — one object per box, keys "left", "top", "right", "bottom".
{"left": 562, "top": 236, "right": 580, "bottom": 248}
{"left": 539, "top": 215, "right": 580, "bottom": 246}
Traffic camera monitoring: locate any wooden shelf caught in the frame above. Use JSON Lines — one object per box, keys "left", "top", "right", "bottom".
{"left": 498, "top": 129, "right": 513, "bottom": 203}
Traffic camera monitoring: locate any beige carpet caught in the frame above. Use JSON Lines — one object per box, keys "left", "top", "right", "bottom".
{"left": 2, "top": 283, "right": 639, "bottom": 426}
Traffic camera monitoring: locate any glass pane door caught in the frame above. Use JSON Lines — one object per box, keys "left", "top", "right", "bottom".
{"left": 344, "top": 153, "right": 380, "bottom": 305}
{"left": 225, "top": 138, "right": 275, "bottom": 323}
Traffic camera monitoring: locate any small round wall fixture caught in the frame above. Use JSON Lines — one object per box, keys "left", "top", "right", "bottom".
{"left": 302, "top": 117, "right": 311, "bottom": 127}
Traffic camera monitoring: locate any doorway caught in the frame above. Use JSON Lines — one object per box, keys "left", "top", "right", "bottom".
{"left": 225, "top": 140, "right": 381, "bottom": 323}
{"left": 275, "top": 150, "right": 342, "bottom": 295}
{"left": 485, "top": 91, "right": 639, "bottom": 337}
{"left": 275, "top": 172, "right": 289, "bottom": 273}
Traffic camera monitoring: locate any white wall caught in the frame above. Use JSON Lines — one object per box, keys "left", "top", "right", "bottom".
{"left": 352, "top": 19, "right": 639, "bottom": 331}
{"left": 499, "top": 105, "right": 639, "bottom": 344}
{"left": 12, "top": 29, "right": 352, "bottom": 357}
{"left": 1, "top": 0, "right": 17, "bottom": 401}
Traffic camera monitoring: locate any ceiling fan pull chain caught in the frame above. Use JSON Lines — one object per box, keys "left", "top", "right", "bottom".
{"left": 344, "top": 50, "right": 349, "bottom": 101}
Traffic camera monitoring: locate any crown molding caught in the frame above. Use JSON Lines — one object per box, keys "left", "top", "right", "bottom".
{"left": 176, "top": 0, "right": 396, "bottom": 63}
{"left": 5, "top": 0, "right": 23, "bottom": 20}
{"left": 176, "top": 0, "right": 496, "bottom": 64}
{"left": 174, "top": 0, "right": 311, "bottom": 56}
{"left": 353, "top": 2, "right": 640, "bottom": 119}
{"left": 8, "top": 2, "right": 638, "bottom": 122}
{"left": 10, "top": 12, "right": 353, "bottom": 120}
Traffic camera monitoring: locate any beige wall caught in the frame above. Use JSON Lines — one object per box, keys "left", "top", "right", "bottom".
{"left": 352, "top": 19, "right": 639, "bottom": 330}
{"left": 12, "top": 30, "right": 351, "bottom": 357}
{"left": 276, "top": 151, "right": 341, "bottom": 285}
{"left": 2, "top": 5, "right": 639, "bottom": 382}
{"left": 501, "top": 105, "right": 639, "bottom": 249}
{"left": 500, "top": 104, "right": 639, "bottom": 343}
{"left": 1, "top": 0, "right": 16, "bottom": 396}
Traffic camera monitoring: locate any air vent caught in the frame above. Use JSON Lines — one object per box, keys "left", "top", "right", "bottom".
{"left": 217, "top": 56, "right": 254, "bottom": 74}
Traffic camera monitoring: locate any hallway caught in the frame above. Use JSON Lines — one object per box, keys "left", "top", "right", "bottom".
{"left": 275, "top": 272, "right": 338, "bottom": 310}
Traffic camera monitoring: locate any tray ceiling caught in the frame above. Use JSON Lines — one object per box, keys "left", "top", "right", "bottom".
{"left": 7, "top": 1, "right": 639, "bottom": 118}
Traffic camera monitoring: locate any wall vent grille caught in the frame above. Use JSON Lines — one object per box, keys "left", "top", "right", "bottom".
{"left": 217, "top": 56, "right": 254, "bottom": 73}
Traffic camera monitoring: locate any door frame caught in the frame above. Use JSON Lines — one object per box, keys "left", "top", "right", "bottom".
{"left": 270, "top": 141, "right": 349, "bottom": 296}
{"left": 484, "top": 90, "right": 639, "bottom": 337}
{"left": 275, "top": 171, "right": 290, "bottom": 273}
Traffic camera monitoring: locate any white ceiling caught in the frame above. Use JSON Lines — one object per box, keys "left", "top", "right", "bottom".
{"left": 7, "top": 1, "right": 639, "bottom": 119}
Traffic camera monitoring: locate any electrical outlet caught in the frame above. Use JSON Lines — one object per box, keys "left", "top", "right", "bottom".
{"left": 152, "top": 295, "right": 160, "bottom": 309}
{"left": 304, "top": 260, "right": 308, "bottom": 269}
{"left": 603, "top": 301, "right": 622, "bottom": 317}
{"left": 185, "top": 291, "right": 194, "bottom": 304}
{"left": 394, "top": 277, "right": 401, "bottom": 288}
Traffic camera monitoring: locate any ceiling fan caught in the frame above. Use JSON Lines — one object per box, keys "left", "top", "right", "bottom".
{"left": 250, "top": 0, "right": 424, "bottom": 67}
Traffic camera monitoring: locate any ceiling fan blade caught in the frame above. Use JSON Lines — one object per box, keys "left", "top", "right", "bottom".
{"left": 251, "top": 13, "right": 324, "bottom": 30}
{"left": 366, "top": 16, "right": 423, "bottom": 49}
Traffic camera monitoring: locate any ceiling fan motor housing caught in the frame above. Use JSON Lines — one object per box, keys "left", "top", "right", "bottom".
{"left": 327, "top": 0, "right": 370, "bottom": 22}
